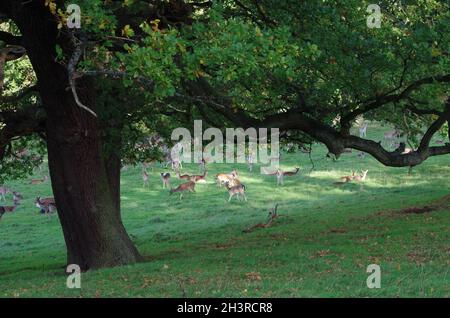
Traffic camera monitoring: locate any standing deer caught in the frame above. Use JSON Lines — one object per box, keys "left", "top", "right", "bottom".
{"left": 215, "top": 170, "right": 238, "bottom": 187}
{"left": 198, "top": 158, "right": 207, "bottom": 175}
{"left": 225, "top": 181, "right": 247, "bottom": 202}
{"left": 142, "top": 170, "right": 149, "bottom": 188}
{"left": 359, "top": 122, "right": 368, "bottom": 138}
{"left": 169, "top": 181, "right": 196, "bottom": 200}
{"left": 0, "top": 186, "right": 11, "bottom": 202}
{"left": 247, "top": 151, "right": 254, "bottom": 172}
{"left": 160, "top": 172, "right": 171, "bottom": 189}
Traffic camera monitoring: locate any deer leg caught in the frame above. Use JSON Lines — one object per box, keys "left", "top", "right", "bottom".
{"left": 228, "top": 194, "right": 233, "bottom": 202}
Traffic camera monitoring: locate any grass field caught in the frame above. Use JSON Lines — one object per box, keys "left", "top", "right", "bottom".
{"left": 0, "top": 124, "right": 449, "bottom": 298}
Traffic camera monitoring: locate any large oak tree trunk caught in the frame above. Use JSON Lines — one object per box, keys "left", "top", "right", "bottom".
{"left": 11, "top": 1, "right": 142, "bottom": 270}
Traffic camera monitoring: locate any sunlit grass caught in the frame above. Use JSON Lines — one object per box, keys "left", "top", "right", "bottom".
{"left": 0, "top": 123, "right": 449, "bottom": 297}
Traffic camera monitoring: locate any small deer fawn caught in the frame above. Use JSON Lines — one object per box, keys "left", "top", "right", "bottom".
{"left": 160, "top": 172, "right": 171, "bottom": 189}
{"left": 30, "top": 175, "right": 48, "bottom": 185}
{"left": 169, "top": 181, "right": 196, "bottom": 200}
{"left": 225, "top": 181, "right": 247, "bottom": 202}
{"left": 35, "top": 197, "right": 57, "bottom": 214}
{"left": 353, "top": 170, "right": 368, "bottom": 182}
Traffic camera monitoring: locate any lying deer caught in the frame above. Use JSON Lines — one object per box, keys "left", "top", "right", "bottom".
{"left": 169, "top": 181, "right": 196, "bottom": 200}
{"left": 190, "top": 171, "right": 208, "bottom": 184}
{"left": 353, "top": 170, "right": 369, "bottom": 182}
{"left": 30, "top": 175, "right": 48, "bottom": 185}
{"left": 160, "top": 172, "right": 171, "bottom": 189}
{"left": 225, "top": 181, "right": 247, "bottom": 202}
{"left": 340, "top": 171, "right": 355, "bottom": 183}
{"left": 178, "top": 172, "right": 192, "bottom": 180}
{"left": 276, "top": 167, "right": 300, "bottom": 186}
{"left": 35, "top": 197, "right": 57, "bottom": 214}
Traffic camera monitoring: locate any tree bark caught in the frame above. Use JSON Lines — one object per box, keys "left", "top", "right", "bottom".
{"left": 7, "top": 1, "right": 142, "bottom": 270}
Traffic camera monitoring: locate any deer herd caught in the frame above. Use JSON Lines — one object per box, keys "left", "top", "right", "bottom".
{"left": 0, "top": 175, "right": 58, "bottom": 221}
{"left": 3, "top": 123, "right": 428, "bottom": 221}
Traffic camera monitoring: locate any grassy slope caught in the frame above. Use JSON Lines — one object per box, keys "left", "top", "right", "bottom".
{"left": 0, "top": 124, "right": 449, "bottom": 297}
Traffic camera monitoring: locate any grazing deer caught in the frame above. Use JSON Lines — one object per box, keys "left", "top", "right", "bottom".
{"left": 30, "top": 175, "right": 48, "bottom": 185}
{"left": 353, "top": 170, "right": 369, "bottom": 182}
{"left": 142, "top": 170, "right": 149, "bottom": 188}
{"left": 276, "top": 167, "right": 300, "bottom": 186}
{"left": 340, "top": 171, "right": 355, "bottom": 183}
{"left": 359, "top": 122, "right": 368, "bottom": 137}
{"left": 160, "top": 172, "right": 171, "bottom": 189}
{"left": 215, "top": 170, "right": 238, "bottom": 187}
{"left": 225, "top": 181, "right": 247, "bottom": 202}
{"left": 0, "top": 186, "right": 11, "bottom": 202}
{"left": 35, "top": 197, "right": 57, "bottom": 214}
{"left": 169, "top": 181, "right": 196, "bottom": 200}
{"left": 12, "top": 191, "right": 23, "bottom": 205}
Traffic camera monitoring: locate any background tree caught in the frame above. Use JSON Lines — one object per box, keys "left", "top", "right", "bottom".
{"left": 0, "top": 0, "right": 449, "bottom": 271}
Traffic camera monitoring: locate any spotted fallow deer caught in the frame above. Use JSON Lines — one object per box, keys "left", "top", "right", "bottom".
{"left": 169, "top": 181, "right": 196, "bottom": 200}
